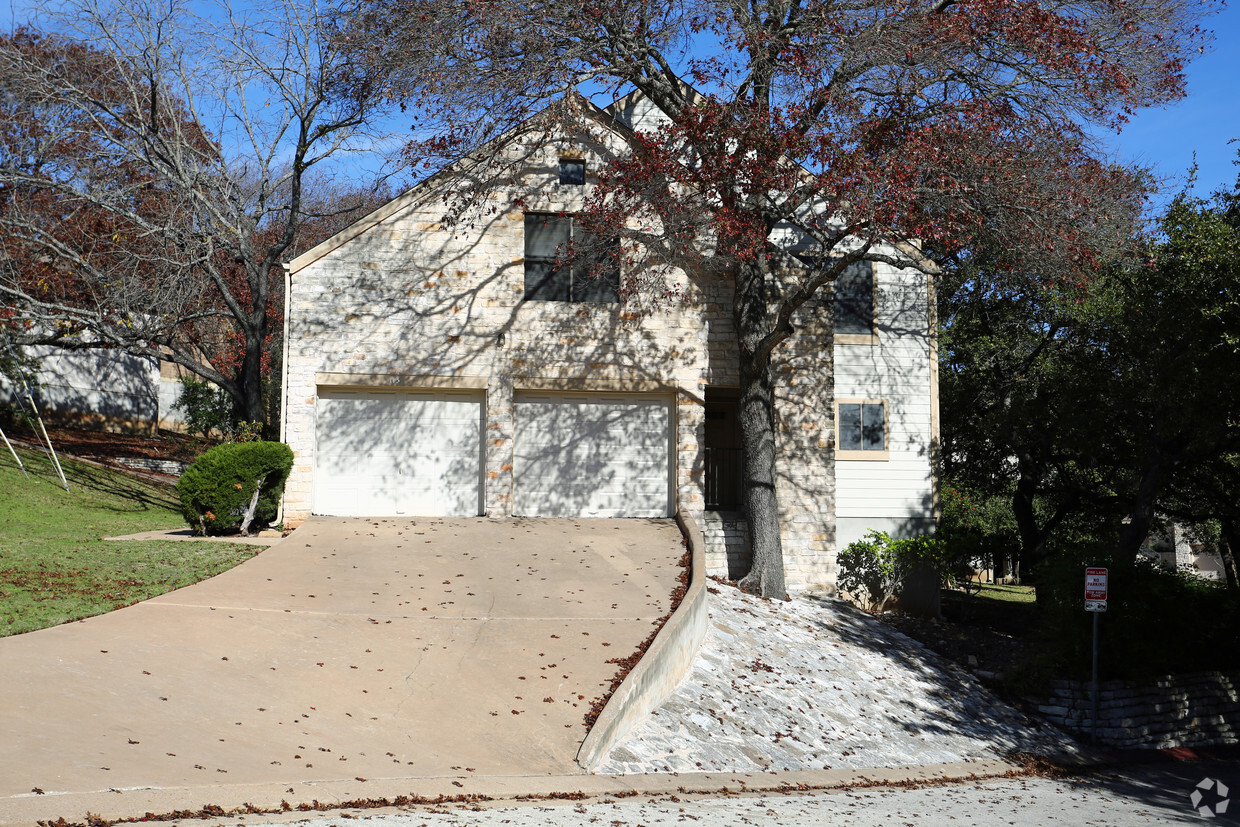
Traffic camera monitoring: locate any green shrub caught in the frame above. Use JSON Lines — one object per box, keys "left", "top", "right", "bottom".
{"left": 836, "top": 530, "right": 958, "bottom": 614}
{"left": 836, "top": 532, "right": 890, "bottom": 610}
{"left": 173, "top": 375, "right": 234, "bottom": 439}
{"left": 176, "top": 441, "right": 293, "bottom": 536}
{"left": 938, "top": 481, "right": 1019, "bottom": 580}
{"left": 1037, "top": 546, "right": 1240, "bottom": 680}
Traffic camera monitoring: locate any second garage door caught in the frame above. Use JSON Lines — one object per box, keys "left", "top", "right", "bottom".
{"left": 513, "top": 392, "right": 673, "bottom": 518}
{"left": 315, "top": 387, "right": 484, "bottom": 516}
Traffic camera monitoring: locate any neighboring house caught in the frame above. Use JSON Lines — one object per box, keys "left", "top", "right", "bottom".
{"left": 279, "top": 97, "right": 938, "bottom": 592}
{"left": 1140, "top": 522, "right": 1228, "bottom": 581}
{"left": 0, "top": 344, "right": 203, "bottom": 434}
{"left": 0, "top": 344, "right": 161, "bottom": 433}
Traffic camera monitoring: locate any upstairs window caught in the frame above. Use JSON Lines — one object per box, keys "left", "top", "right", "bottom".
{"left": 837, "top": 399, "right": 888, "bottom": 460}
{"left": 523, "top": 213, "right": 619, "bottom": 303}
{"left": 835, "top": 261, "right": 876, "bottom": 342}
{"left": 559, "top": 158, "right": 586, "bottom": 185}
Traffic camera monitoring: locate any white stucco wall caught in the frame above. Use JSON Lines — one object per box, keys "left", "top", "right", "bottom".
{"left": 0, "top": 345, "right": 159, "bottom": 431}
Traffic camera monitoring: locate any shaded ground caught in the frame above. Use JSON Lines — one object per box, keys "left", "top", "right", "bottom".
{"left": 875, "top": 583, "right": 1043, "bottom": 693}
{"left": 3, "top": 421, "right": 214, "bottom": 464}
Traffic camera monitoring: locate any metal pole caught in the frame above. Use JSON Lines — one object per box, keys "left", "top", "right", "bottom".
{"left": 1091, "top": 610, "right": 1100, "bottom": 747}
{"left": 21, "top": 383, "right": 69, "bottom": 493}
{"left": 0, "top": 426, "right": 28, "bottom": 477}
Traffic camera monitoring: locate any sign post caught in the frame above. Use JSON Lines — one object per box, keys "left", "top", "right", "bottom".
{"left": 1085, "top": 567, "right": 1108, "bottom": 746}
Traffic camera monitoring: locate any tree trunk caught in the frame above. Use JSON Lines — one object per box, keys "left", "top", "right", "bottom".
{"left": 1219, "top": 518, "right": 1240, "bottom": 591}
{"left": 1010, "top": 456, "right": 1042, "bottom": 583}
{"left": 238, "top": 312, "right": 269, "bottom": 429}
{"left": 238, "top": 473, "right": 268, "bottom": 536}
{"left": 733, "top": 259, "right": 787, "bottom": 599}
{"left": 1118, "top": 444, "right": 1166, "bottom": 560}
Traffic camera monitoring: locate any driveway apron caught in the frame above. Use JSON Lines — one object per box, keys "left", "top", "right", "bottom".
{"left": 0, "top": 517, "right": 683, "bottom": 810}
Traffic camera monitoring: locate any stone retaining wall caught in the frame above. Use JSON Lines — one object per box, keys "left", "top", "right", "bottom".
{"left": 1035, "top": 671, "right": 1240, "bottom": 749}
{"left": 700, "top": 510, "right": 751, "bottom": 581}
{"left": 111, "top": 457, "right": 190, "bottom": 476}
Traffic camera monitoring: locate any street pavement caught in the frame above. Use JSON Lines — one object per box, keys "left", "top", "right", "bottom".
{"left": 210, "top": 759, "right": 1238, "bottom": 826}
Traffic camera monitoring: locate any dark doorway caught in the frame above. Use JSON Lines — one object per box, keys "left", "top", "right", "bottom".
{"left": 704, "top": 387, "right": 743, "bottom": 511}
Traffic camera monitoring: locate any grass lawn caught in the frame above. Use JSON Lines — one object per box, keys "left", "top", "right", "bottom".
{"left": 0, "top": 442, "right": 260, "bottom": 636}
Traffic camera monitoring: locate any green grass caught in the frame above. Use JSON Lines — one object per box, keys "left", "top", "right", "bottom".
{"left": 973, "top": 582, "right": 1037, "bottom": 603}
{"left": 0, "top": 443, "right": 260, "bottom": 636}
{"left": 941, "top": 581, "right": 1039, "bottom": 638}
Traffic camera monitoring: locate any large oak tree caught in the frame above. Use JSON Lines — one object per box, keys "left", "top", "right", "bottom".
{"left": 0, "top": 0, "right": 393, "bottom": 430}
{"left": 339, "top": 0, "right": 1208, "bottom": 596}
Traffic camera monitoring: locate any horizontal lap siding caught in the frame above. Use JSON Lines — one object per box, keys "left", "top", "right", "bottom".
{"left": 833, "top": 265, "right": 934, "bottom": 534}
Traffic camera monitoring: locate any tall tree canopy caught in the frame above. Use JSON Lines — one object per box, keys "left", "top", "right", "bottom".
{"left": 940, "top": 164, "right": 1240, "bottom": 585}
{"left": 339, "top": 0, "right": 1213, "bottom": 596}
{"left": 0, "top": 0, "right": 394, "bottom": 430}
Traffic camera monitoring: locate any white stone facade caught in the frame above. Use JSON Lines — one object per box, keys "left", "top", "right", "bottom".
{"left": 281, "top": 113, "right": 935, "bottom": 591}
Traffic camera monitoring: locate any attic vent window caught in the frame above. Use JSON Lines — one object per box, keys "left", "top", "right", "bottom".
{"left": 559, "top": 158, "right": 585, "bottom": 185}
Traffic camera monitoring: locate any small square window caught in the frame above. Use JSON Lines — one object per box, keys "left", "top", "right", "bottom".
{"left": 837, "top": 400, "right": 887, "bottom": 459}
{"left": 559, "top": 158, "right": 585, "bottom": 185}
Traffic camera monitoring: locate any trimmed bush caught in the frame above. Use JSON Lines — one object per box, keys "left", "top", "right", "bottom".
{"left": 176, "top": 441, "right": 293, "bottom": 536}
{"left": 836, "top": 530, "right": 959, "bottom": 616}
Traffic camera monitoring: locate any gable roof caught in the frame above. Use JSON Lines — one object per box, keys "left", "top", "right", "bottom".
{"left": 286, "top": 87, "right": 937, "bottom": 277}
{"left": 285, "top": 95, "right": 633, "bottom": 276}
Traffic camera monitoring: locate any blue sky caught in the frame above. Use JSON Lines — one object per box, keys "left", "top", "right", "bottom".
{"left": 1095, "top": 1, "right": 1240, "bottom": 205}
{"left": 4, "top": 0, "right": 1237, "bottom": 205}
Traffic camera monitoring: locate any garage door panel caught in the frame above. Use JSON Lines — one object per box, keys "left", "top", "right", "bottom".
{"left": 315, "top": 389, "right": 483, "bottom": 517}
{"left": 514, "top": 393, "right": 672, "bottom": 518}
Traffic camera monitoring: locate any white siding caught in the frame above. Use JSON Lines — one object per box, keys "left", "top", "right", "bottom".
{"left": 834, "top": 264, "right": 935, "bottom": 549}
{"left": 0, "top": 345, "right": 159, "bottom": 429}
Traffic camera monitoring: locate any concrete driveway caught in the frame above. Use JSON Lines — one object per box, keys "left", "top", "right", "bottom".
{"left": 0, "top": 517, "right": 684, "bottom": 823}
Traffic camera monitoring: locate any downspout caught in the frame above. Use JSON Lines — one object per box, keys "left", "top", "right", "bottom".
{"left": 927, "top": 270, "right": 941, "bottom": 524}
{"left": 276, "top": 261, "right": 292, "bottom": 527}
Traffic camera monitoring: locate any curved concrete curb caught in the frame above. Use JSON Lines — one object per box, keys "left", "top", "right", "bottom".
{"left": 575, "top": 509, "right": 710, "bottom": 772}
{"left": 0, "top": 760, "right": 1025, "bottom": 826}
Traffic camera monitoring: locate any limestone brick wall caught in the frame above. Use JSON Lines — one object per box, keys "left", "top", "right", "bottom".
{"left": 772, "top": 290, "right": 836, "bottom": 590}
{"left": 700, "top": 510, "right": 751, "bottom": 580}
{"left": 280, "top": 121, "right": 888, "bottom": 591}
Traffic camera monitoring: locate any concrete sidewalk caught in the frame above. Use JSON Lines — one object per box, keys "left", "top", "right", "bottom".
{"left": 0, "top": 517, "right": 684, "bottom": 826}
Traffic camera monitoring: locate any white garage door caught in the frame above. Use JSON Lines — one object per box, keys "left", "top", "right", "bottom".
{"left": 315, "top": 388, "right": 483, "bottom": 516}
{"left": 513, "top": 392, "right": 672, "bottom": 518}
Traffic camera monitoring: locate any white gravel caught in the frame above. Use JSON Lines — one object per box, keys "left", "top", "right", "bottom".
{"left": 597, "top": 584, "right": 1078, "bottom": 774}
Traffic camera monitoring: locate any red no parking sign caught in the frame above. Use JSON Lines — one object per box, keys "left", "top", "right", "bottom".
{"left": 1085, "top": 567, "right": 1108, "bottom": 612}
